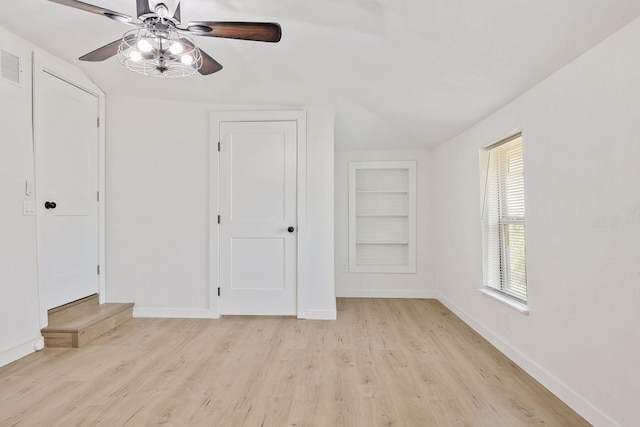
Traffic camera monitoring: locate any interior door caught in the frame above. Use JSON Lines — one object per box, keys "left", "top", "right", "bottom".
{"left": 218, "top": 120, "right": 297, "bottom": 315}
{"left": 34, "top": 71, "right": 99, "bottom": 310}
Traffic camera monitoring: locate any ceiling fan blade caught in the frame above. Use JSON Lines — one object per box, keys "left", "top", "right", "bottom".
{"left": 173, "top": 2, "right": 181, "bottom": 23}
{"left": 79, "top": 37, "right": 130, "bottom": 61}
{"left": 48, "top": 0, "right": 133, "bottom": 23}
{"left": 198, "top": 49, "right": 223, "bottom": 75}
{"left": 187, "top": 22, "right": 282, "bottom": 43}
{"left": 136, "top": 0, "right": 152, "bottom": 18}
{"left": 181, "top": 39, "right": 223, "bottom": 75}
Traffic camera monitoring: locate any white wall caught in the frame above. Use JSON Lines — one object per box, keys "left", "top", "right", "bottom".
{"left": 0, "top": 26, "right": 107, "bottom": 367}
{"left": 0, "top": 27, "right": 41, "bottom": 367}
{"left": 105, "top": 96, "right": 336, "bottom": 319}
{"left": 335, "top": 150, "right": 436, "bottom": 298}
{"left": 304, "top": 109, "right": 337, "bottom": 318}
{"left": 433, "top": 17, "right": 640, "bottom": 427}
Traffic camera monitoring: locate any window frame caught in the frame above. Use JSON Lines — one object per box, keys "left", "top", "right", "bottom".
{"left": 480, "top": 133, "right": 528, "bottom": 308}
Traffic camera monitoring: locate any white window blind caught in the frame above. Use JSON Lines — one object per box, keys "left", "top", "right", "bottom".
{"left": 481, "top": 135, "right": 527, "bottom": 302}
{"left": 348, "top": 161, "right": 416, "bottom": 273}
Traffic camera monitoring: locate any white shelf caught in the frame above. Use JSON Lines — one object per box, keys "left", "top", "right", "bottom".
{"left": 356, "top": 190, "right": 408, "bottom": 194}
{"left": 356, "top": 214, "right": 409, "bottom": 217}
{"left": 348, "top": 160, "right": 416, "bottom": 274}
{"left": 356, "top": 241, "right": 409, "bottom": 245}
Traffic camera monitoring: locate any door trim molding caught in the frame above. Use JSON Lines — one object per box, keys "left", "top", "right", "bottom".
{"left": 209, "top": 110, "right": 307, "bottom": 318}
{"left": 33, "top": 51, "right": 106, "bottom": 326}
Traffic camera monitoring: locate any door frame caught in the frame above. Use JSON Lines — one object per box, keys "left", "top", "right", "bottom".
{"left": 33, "top": 52, "right": 106, "bottom": 327}
{"left": 209, "top": 110, "right": 307, "bottom": 318}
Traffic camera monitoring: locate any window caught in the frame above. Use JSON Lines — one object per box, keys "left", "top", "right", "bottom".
{"left": 348, "top": 161, "right": 416, "bottom": 273}
{"left": 481, "top": 134, "right": 527, "bottom": 303}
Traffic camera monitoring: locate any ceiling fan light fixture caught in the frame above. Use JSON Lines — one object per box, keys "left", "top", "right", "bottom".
{"left": 129, "top": 50, "right": 143, "bottom": 61}
{"left": 169, "top": 41, "right": 183, "bottom": 55}
{"left": 117, "top": 26, "right": 203, "bottom": 77}
{"left": 136, "top": 38, "right": 154, "bottom": 52}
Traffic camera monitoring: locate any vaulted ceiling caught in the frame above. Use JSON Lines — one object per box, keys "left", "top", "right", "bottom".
{"left": 2, "top": 0, "right": 640, "bottom": 150}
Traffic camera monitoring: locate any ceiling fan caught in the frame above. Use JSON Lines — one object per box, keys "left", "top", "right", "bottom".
{"left": 47, "top": 0, "right": 282, "bottom": 76}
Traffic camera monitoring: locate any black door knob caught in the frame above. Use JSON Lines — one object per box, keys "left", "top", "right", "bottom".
{"left": 44, "top": 201, "right": 57, "bottom": 209}
{"left": 288, "top": 226, "right": 295, "bottom": 233}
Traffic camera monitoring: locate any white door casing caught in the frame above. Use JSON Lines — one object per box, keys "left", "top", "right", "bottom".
{"left": 34, "top": 70, "right": 100, "bottom": 310}
{"left": 218, "top": 120, "right": 298, "bottom": 315}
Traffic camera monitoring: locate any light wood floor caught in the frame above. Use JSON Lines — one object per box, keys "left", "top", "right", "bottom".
{"left": 0, "top": 299, "right": 589, "bottom": 426}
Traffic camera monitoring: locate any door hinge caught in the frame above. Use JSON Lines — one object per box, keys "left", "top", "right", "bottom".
{"left": 97, "top": 117, "right": 100, "bottom": 127}
{"left": 217, "top": 141, "right": 220, "bottom": 152}
{"left": 97, "top": 191, "right": 99, "bottom": 202}
{"left": 97, "top": 265, "right": 100, "bottom": 275}
{"left": 217, "top": 287, "right": 221, "bottom": 297}
{"left": 217, "top": 214, "right": 220, "bottom": 224}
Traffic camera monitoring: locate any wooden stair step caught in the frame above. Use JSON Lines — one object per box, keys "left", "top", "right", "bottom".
{"left": 42, "top": 301, "right": 134, "bottom": 348}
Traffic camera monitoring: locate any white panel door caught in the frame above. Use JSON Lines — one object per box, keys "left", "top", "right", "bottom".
{"left": 219, "top": 120, "right": 297, "bottom": 315}
{"left": 34, "top": 71, "right": 99, "bottom": 310}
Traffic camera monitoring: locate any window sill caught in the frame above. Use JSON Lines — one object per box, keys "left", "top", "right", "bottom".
{"left": 479, "top": 288, "right": 529, "bottom": 314}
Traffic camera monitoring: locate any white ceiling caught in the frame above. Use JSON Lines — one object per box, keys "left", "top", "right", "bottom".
{"left": 2, "top": 0, "right": 640, "bottom": 150}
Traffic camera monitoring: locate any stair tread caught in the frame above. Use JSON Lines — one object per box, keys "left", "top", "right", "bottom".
{"left": 42, "top": 303, "right": 134, "bottom": 333}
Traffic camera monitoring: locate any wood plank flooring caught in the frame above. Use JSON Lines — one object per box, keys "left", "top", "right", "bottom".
{"left": 0, "top": 299, "right": 590, "bottom": 426}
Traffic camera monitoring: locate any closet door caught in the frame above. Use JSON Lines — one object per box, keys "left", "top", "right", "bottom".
{"left": 34, "top": 70, "right": 99, "bottom": 309}
{"left": 218, "top": 120, "right": 298, "bottom": 315}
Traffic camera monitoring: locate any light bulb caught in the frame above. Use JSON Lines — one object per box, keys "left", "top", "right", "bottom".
{"left": 129, "top": 50, "right": 143, "bottom": 62}
{"left": 181, "top": 54, "right": 194, "bottom": 65}
{"left": 137, "top": 39, "right": 153, "bottom": 53}
{"left": 170, "top": 42, "right": 183, "bottom": 55}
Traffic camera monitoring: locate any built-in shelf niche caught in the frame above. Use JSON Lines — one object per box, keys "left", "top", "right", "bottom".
{"left": 348, "top": 161, "right": 416, "bottom": 273}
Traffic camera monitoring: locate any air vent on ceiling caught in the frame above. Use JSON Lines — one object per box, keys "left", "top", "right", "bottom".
{"left": 1, "top": 50, "right": 21, "bottom": 86}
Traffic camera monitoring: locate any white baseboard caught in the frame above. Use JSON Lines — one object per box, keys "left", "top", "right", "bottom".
{"left": 133, "top": 307, "right": 214, "bottom": 319}
{"left": 336, "top": 289, "right": 439, "bottom": 299}
{"left": 303, "top": 309, "right": 337, "bottom": 320}
{"left": 437, "top": 293, "right": 620, "bottom": 427}
{"left": 134, "top": 306, "right": 338, "bottom": 320}
{"left": 0, "top": 337, "right": 43, "bottom": 368}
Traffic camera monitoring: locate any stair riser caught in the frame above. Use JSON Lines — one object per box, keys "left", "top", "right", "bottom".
{"left": 47, "top": 294, "right": 99, "bottom": 324}
{"left": 43, "top": 332, "right": 77, "bottom": 348}
{"left": 77, "top": 307, "right": 133, "bottom": 347}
